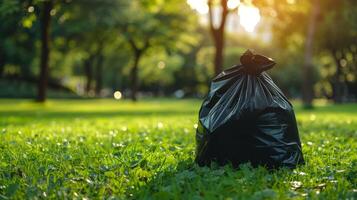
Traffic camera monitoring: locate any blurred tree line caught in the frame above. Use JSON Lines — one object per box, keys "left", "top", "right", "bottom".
{"left": 0, "top": 0, "right": 356, "bottom": 105}
{"left": 254, "top": 0, "right": 357, "bottom": 107}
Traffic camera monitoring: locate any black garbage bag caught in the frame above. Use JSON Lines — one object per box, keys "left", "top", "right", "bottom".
{"left": 195, "top": 50, "right": 304, "bottom": 169}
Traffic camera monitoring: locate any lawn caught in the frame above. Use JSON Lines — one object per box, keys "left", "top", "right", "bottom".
{"left": 0, "top": 99, "right": 356, "bottom": 199}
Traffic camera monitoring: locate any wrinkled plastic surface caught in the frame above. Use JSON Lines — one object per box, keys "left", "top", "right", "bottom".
{"left": 195, "top": 50, "right": 304, "bottom": 169}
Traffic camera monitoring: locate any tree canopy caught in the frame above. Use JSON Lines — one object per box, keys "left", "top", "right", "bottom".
{"left": 0, "top": 0, "right": 356, "bottom": 103}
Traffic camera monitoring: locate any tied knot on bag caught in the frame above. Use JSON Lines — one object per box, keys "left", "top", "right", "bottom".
{"left": 240, "top": 49, "right": 276, "bottom": 75}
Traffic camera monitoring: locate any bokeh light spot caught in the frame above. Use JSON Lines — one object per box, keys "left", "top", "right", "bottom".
{"left": 158, "top": 61, "right": 166, "bottom": 69}
{"left": 114, "top": 91, "right": 122, "bottom": 100}
{"left": 238, "top": 4, "right": 261, "bottom": 32}
{"left": 28, "top": 6, "right": 34, "bottom": 13}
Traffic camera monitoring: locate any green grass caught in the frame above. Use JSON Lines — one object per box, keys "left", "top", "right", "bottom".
{"left": 0, "top": 99, "right": 356, "bottom": 199}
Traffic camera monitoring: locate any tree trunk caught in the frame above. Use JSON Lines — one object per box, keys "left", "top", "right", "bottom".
{"left": 0, "top": 53, "right": 4, "bottom": 77}
{"left": 302, "top": 0, "right": 319, "bottom": 108}
{"left": 84, "top": 56, "right": 94, "bottom": 94}
{"left": 95, "top": 53, "right": 104, "bottom": 96}
{"left": 213, "top": 30, "right": 224, "bottom": 75}
{"left": 332, "top": 50, "right": 344, "bottom": 104}
{"left": 130, "top": 51, "right": 142, "bottom": 101}
{"left": 0, "top": 47, "right": 5, "bottom": 77}
{"left": 125, "top": 36, "right": 149, "bottom": 101}
{"left": 208, "top": 0, "right": 228, "bottom": 76}
{"left": 37, "top": 0, "right": 53, "bottom": 102}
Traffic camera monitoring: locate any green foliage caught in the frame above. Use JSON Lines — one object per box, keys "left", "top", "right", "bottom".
{"left": 255, "top": 0, "right": 357, "bottom": 100}
{"left": 0, "top": 99, "right": 356, "bottom": 199}
{"left": 139, "top": 51, "right": 184, "bottom": 87}
{"left": 0, "top": 0, "right": 38, "bottom": 78}
{"left": 314, "top": 0, "right": 357, "bottom": 99}
{"left": 119, "top": 0, "right": 198, "bottom": 51}
{"left": 0, "top": 0, "right": 356, "bottom": 99}
{"left": 0, "top": 0, "right": 20, "bottom": 17}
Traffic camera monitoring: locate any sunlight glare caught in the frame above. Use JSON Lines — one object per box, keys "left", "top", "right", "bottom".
{"left": 227, "top": 0, "right": 240, "bottom": 9}
{"left": 186, "top": 0, "right": 261, "bottom": 33}
{"left": 187, "top": 0, "right": 240, "bottom": 14}
{"left": 186, "top": 0, "right": 208, "bottom": 14}
{"left": 238, "top": 4, "right": 261, "bottom": 32}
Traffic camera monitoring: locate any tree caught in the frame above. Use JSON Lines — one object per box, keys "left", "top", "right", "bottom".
{"left": 0, "top": 0, "right": 38, "bottom": 79}
{"left": 0, "top": 0, "right": 77, "bottom": 97}
{"left": 255, "top": 0, "right": 357, "bottom": 105}
{"left": 254, "top": 0, "right": 317, "bottom": 107}
{"left": 316, "top": 0, "right": 357, "bottom": 103}
{"left": 207, "top": 0, "right": 239, "bottom": 75}
{"left": 57, "top": 0, "right": 122, "bottom": 96}
{"left": 302, "top": 0, "right": 320, "bottom": 108}
{"left": 83, "top": 55, "right": 95, "bottom": 94}
{"left": 37, "top": 0, "right": 53, "bottom": 102}
{"left": 118, "top": 0, "right": 197, "bottom": 101}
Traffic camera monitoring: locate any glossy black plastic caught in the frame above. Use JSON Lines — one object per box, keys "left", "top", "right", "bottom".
{"left": 195, "top": 50, "right": 304, "bottom": 169}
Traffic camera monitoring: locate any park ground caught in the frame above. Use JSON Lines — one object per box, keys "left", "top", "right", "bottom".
{"left": 0, "top": 99, "right": 356, "bottom": 199}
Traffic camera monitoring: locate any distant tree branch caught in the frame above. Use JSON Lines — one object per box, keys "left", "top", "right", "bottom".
{"left": 208, "top": 0, "right": 229, "bottom": 34}
{"left": 127, "top": 37, "right": 138, "bottom": 52}
{"left": 219, "top": 0, "right": 228, "bottom": 31}
{"left": 208, "top": 0, "right": 215, "bottom": 32}
{"left": 143, "top": 38, "right": 150, "bottom": 51}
